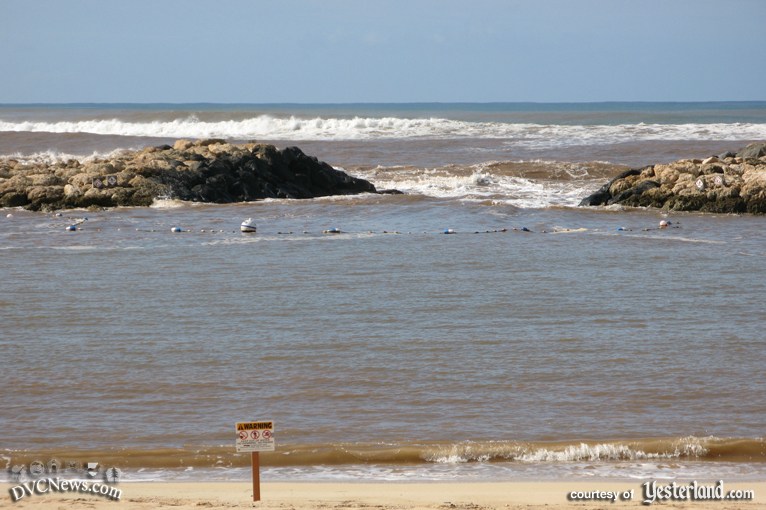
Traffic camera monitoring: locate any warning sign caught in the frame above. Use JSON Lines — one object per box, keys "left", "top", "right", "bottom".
{"left": 235, "top": 421, "right": 275, "bottom": 452}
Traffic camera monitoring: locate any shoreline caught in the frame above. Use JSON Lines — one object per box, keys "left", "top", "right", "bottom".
{"left": 3, "top": 481, "right": 764, "bottom": 509}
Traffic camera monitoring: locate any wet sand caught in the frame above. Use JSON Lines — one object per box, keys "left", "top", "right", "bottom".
{"left": 3, "top": 481, "right": 764, "bottom": 509}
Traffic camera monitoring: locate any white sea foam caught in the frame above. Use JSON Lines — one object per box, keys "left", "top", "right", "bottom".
{"left": 352, "top": 161, "right": 602, "bottom": 207}
{"left": 2, "top": 116, "right": 765, "bottom": 145}
{"left": 149, "top": 198, "right": 193, "bottom": 209}
{"left": 0, "top": 460, "right": 762, "bottom": 483}
{"left": 2, "top": 148, "right": 134, "bottom": 165}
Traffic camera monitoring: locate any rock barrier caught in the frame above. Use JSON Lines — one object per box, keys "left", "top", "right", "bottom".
{"left": 579, "top": 142, "right": 766, "bottom": 214}
{"left": 0, "top": 140, "right": 384, "bottom": 211}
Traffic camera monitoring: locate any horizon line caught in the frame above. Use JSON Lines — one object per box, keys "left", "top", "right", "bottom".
{"left": 2, "top": 100, "right": 766, "bottom": 107}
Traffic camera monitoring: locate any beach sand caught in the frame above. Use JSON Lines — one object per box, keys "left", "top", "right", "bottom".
{"left": 3, "top": 481, "right": 764, "bottom": 509}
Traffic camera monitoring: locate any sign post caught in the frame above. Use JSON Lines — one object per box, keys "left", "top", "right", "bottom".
{"left": 251, "top": 451, "right": 260, "bottom": 502}
{"left": 235, "top": 421, "right": 275, "bottom": 502}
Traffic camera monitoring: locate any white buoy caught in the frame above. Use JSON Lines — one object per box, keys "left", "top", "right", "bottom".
{"left": 240, "top": 218, "right": 257, "bottom": 233}
{"left": 443, "top": 228, "right": 455, "bottom": 234}
{"left": 171, "top": 226, "right": 183, "bottom": 233}
{"left": 6, "top": 213, "right": 13, "bottom": 218}
{"left": 659, "top": 220, "right": 670, "bottom": 229}
{"left": 66, "top": 224, "right": 77, "bottom": 231}
{"left": 323, "top": 227, "right": 341, "bottom": 234}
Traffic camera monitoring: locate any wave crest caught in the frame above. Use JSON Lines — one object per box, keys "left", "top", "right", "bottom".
{"left": 2, "top": 116, "right": 766, "bottom": 145}
{"left": 3, "top": 437, "right": 763, "bottom": 471}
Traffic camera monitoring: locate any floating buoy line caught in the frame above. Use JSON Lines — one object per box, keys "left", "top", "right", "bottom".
{"left": 51, "top": 216, "right": 679, "bottom": 235}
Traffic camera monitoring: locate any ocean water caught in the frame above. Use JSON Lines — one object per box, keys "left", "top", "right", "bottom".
{"left": 1, "top": 102, "right": 766, "bottom": 483}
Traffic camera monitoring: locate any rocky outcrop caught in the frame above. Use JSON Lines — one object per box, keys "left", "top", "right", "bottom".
{"left": 579, "top": 142, "right": 766, "bottom": 214}
{"left": 0, "top": 140, "right": 382, "bottom": 211}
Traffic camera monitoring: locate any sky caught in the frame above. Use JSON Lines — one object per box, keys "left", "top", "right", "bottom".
{"left": 2, "top": 0, "right": 765, "bottom": 103}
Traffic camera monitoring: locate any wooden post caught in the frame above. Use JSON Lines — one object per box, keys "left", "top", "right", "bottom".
{"left": 236, "top": 421, "right": 273, "bottom": 503}
{"left": 251, "top": 451, "right": 260, "bottom": 502}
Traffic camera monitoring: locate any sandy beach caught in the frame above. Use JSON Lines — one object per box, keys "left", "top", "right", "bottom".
{"left": 4, "top": 481, "right": 764, "bottom": 509}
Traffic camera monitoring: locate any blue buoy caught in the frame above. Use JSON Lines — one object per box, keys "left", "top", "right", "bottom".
{"left": 443, "top": 228, "right": 455, "bottom": 234}
{"left": 66, "top": 224, "right": 77, "bottom": 231}
{"left": 521, "top": 227, "right": 531, "bottom": 232}
{"left": 171, "top": 226, "right": 183, "bottom": 233}
{"left": 323, "top": 227, "right": 341, "bottom": 234}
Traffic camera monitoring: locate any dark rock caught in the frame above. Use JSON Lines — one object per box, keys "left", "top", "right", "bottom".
{"left": 747, "top": 200, "right": 766, "bottom": 215}
{"left": 198, "top": 138, "right": 227, "bottom": 146}
{"left": 702, "top": 196, "right": 747, "bottom": 214}
{"left": 1, "top": 192, "right": 29, "bottom": 208}
{"left": 0, "top": 141, "right": 387, "bottom": 211}
{"left": 702, "top": 164, "right": 725, "bottom": 174}
{"left": 609, "top": 180, "right": 660, "bottom": 205}
{"left": 737, "top": 142, "right": 766, "bottom": 160}
{"left": 578, "top": 187, "right": 612, "bottom": 207}
{"left": 663, "top": 194, "right": 710, "bottom": 212}
{"left": 578, "top": 168, "right": 643, "bottom": 206}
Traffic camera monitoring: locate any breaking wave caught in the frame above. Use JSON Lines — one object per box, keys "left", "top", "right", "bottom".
{"left": 3, "top": 437, "right": 763, "bottom": 473}
{"left": 2, "top": 116, "right": 766, "bottom": 147}
{"left": 349, "top": 160, "right": 624, "bottom": 207}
